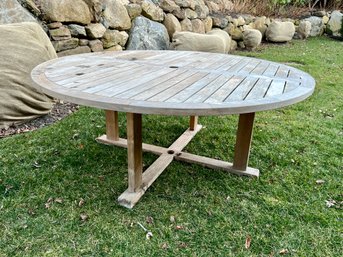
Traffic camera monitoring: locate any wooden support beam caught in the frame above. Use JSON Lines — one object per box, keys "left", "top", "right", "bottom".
{"left": 189, "top": 116, "right": 198, "bottom": 131}
{"left": 105, "top": 110, "right": 119, "bottom": 141}
{"left": 96, "top": 117, "right": 259, "bottom": 208}
{"left": 233, "top": 112, "right": 255, "bottom": 171}
{"left": 175, "top": 152, "right": 259, "bottom": 177}
{"left": 118, "top": 153, "right": 174, "bottom": 208}
{"left": 126, "top": 113, "right": 142, "bottom": 192}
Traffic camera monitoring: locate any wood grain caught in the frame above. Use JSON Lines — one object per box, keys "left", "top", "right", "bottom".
{"left": 31, "top": 50, "right": 315, "bottom": 116}
{"left": 105, "top": 110, "right": 119, "bottom": 141}
{"left": 126, "top": 113, "right": 142, "bottom": 192}
{"left": 233, "top": 113, "right": 255, "bottom": 171}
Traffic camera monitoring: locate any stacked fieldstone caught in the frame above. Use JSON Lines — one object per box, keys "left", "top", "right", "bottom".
{"left": 1, "top": 0, "right": 342, "bottom": 56}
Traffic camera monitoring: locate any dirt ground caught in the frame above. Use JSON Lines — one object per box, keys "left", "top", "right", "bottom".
{"left": 0, "top": 100, "right": 79, "bottom": 138}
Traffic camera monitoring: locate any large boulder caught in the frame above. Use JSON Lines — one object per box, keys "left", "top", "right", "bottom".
{"left": 0, "top": 0, "right": 37, "bottom": 24}
{"left": 101, "top": 29, "right": 128, "bottom": 48}
{"left": 180, "top": 18, "right": 193, "bottom": 31}
{"left": 243, "top": 29, "right": 262, "bottom": 50}
{"left": 0, "top": 22, "right": 57, "bottom": 128}
{"left": 159, "top": 0, "right": 180, "bottom": 13}
{"left": 327, "top": 10, "right": 343, "bottom": 37}
{"left": 296, "top": 20, "right": 311, "bottom": 39}
{"left": 171, "top": 29, "right": 231, "bottom": 54}
{"left": 194, "top": 0, "right": 209, "bottom": 19}
{"left": 266, "top": 21, "right": 295, "bottom": 42}
{"left": 141, "top": 0, "right": 164, "bottom": 22}
{"left": 303, "top": 16, "right": 325, "bottom": 36}
{"left": 192, "top": 19, "right": 205, "bottom": 33}
{"left": 126, "top": 16, "right": 169, "bottom": 50}
{"left": 253, "top": 16, "right": 268, "bottom": 37}
{"left": 40, "top": 0, "right": 92, "bottom": 25}
{"left": 224, "top": 23, "right": 243, "bottom": 41}
{"left": 102, "top": 0, "right": 132, "bottom": 30}
{"left": 163, "top": 13, "right": 181, "bottom": 38}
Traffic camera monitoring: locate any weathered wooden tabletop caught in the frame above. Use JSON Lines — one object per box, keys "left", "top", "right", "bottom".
{"left": 31, "top": 50, "right": 315, "bottom": 116}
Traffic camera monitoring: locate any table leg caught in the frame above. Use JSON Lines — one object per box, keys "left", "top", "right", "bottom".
{"left": 126, "top": 113, "right": 143, "bottom": 192}
{"left": 105, "top": 110, "right": 119, "bottom": 141}
{"left": 189, "top": 116, "right": 198, "bottom": 131}
{"left": 233, "top": 112, "right": 255, "bottom": 171}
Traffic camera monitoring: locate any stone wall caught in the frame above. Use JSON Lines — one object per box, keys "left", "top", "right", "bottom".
{"left": 1, "top": 0, "right": 342, "bottom": 56}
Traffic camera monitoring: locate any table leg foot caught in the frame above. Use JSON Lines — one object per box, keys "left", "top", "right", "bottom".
{"left": 118, "top": 152, "right": 175, "bottom": 208}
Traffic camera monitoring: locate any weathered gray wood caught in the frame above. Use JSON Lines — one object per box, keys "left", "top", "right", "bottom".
{"left": 131, "top": 70, "right": 199, "bottom": 101}
{"left": 148, "top": 72, "right": 208, "bottom": 101}
{"left": 264, "top": 79, "right": 286, "bottom": 97}
{"left": 245, "top": 78, "right": 272, "bottom": 100}
{"left": 166, "top": 73, "right": 222, "bottom": 103}
{"left": 96, "top": 67, "right": 173, "bottom": 97}
{"left": 116, "top": 69, "right": 187, "bottom": 99}
{"left": 96, "top": 134, "right": 259, "bottom": 178}
{"left": 204, "top": 75, "right": 245, "bottom": 103}
{"left": 184, "top": 74, "right": 233, "bottom": 103}
{"left": 31, "top": 50, "right": 315, "bottom": 116}
{"left": 224, "top": 77, "right": 259, "bottom": 102}
{"left": 174, "top": 152, "right": 259, "bottom": 177}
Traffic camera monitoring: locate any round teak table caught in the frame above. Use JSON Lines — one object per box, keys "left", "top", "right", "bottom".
{"left": 31, "top": 50, "right": 315, "bottom": 208}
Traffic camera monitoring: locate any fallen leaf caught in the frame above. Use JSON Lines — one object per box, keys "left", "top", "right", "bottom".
{"left": 32, "top": 161, "right": 41, "bottom": 168}
{"left": 4, "top": 185, "right": 13, "bottom": 194}
{"left": 161, "top": 243, "right": 168, "bottom": 249}
{"left": 325, "top": 199, "right": 336, "bottom": 208}
{"left": 146, "top": 231, "right": 153, "bottom": 240}
{"left": 45, "top": 198, "right": 54, "bottom": 209}
{"left": 245, "top": 235, "right": 251, "bottom": 249}
{"left": 316, "top": 179, "right": 325, "bottom": 185}
{"left": 178, "top": 242, "right": 187, "bottom": 248}
{"left": 279, "top": 249, "right": 289, "bottom": 255}
{"left": 169, "top": 215, "right": 175, "bottom": 223}
{"left": 146, "top": 216, "right": 154, "bottom": 224}
{"left": 28, "top": 208, "right": 35, "bottom": 216}
{"left": 55, "top": 198, "right": 63, "bottom": 204}
{"left": 78, "top": 198, "right": 85, "bottom": 207}
{"left": 80, "top": 213, "right": 88, "bottom": 221}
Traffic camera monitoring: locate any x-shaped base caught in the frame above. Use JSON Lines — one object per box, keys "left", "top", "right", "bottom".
{"left": 96, "top": 111, "right": 259, "bottom": 209}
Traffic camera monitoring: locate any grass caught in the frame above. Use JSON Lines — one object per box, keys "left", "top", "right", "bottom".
{"left": 1, "top": 37, "right": 342, "bottom": 256}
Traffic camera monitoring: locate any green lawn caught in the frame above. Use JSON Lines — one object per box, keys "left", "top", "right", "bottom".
{"left": 1, "top": 37, "right": 342, "bottom": 256}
